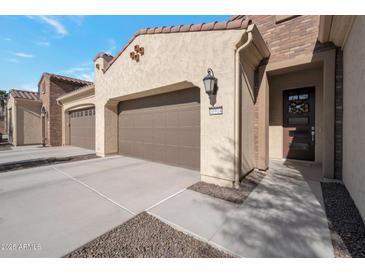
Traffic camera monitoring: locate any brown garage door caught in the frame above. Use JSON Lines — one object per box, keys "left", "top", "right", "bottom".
{"left": 118, "top": 88, "right": 200, "bottom": 170}
{"left": 69, "top": 107, "right": 95, "bottom": 150}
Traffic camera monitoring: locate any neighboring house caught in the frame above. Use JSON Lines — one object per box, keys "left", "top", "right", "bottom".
{"left": 38, "top": 73, "right": 93, "bottom": 146}
{"left": 6, "top": 89, "right": 42, "bottom": 146}
{"left": 318, "top": 15, "right": 365, "bottom": 221}
{"left": 56, "top": 84, "right": 95, "bottom": 150}
{"left": 0, "top": 90, "right": 7, "bottom": 139}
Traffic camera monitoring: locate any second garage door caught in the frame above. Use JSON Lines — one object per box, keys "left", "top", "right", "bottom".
{"left": 118, "top": 88, "right": 200, "bottom": 170}
{"left": 69, "top": 107, "right": 95, "bottom": 150}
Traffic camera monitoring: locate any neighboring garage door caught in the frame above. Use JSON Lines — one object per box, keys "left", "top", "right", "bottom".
{"left": 69, "top": 107, "right": 95, "bottom": 150}
{"left": 118, "top": 88, "right": 200, "bottom": 170}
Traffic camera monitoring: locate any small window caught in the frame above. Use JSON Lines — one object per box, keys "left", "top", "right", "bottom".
{"left": 80, "top": 111, "right": 83, "bottom": 117}
{"left": 89, "top": 109, "right": 92, "bottom": 116}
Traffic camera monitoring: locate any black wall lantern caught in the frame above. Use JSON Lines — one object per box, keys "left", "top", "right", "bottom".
{"left": 203, "top": 68, "right": 217, "bottom": 96}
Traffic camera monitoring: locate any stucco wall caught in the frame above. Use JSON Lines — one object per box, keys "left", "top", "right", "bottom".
{"left": 240, "top": 61, "right": 255, "bottom": 175}
{"left": 342, "top": 16, "right": 365, "bottom": 220}
{"left": 268, "top": 67, "right": 323, "bottom": 162}
{"left": 7, "top": 97, "right": 41, "bottom": 146}
{"left": 16, "top": 100, "right": 42, "bottom": 145}
{"left": 95, "top": 29, "right": 246, "bottom": 186}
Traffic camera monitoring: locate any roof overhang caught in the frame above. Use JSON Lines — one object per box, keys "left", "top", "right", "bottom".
{"left": 318, "top": 15, "right": 356, "bottom": 48}
{"left": 239, "top": 24, "right": 271, "bottom": 69}
{"left": 57, "top": 85, "right": 95, "bottom": 104}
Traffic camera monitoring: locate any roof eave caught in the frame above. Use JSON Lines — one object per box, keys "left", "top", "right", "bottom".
{"left": 98, "top": 18, "right": 252, "bottom": 73}
{"left": 57, "top": 85, "right": 95, "bottom": 103}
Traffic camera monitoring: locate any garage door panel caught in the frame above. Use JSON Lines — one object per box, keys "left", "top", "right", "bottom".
{"left": 70, "top": 107, "right": 95, "bottom": 150}
{"left": 118, "top": 88, "right": 200, "bottom": 170}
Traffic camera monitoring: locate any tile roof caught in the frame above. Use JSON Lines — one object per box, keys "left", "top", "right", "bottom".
{"left": 96, "top": 16, "right": 251, "bottom": 72}
{"left": 9, "top": 89, "right": 40, "bottom": 101}
{"left": 38, "top": 72, "right": 93, "bottom": 87}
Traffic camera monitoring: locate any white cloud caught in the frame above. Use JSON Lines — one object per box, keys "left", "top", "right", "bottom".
{"left": 20, "top": 83, "right": 38, "bottom": 92}
{"left": 78, "top": 73, "right": 93, "bottom": 82}
{"left": 68, "top": 16, "right": 85, "bottom": 26}
{"left": 13, "top": 52, "right": 34, "bottom": 58}
{"left": 5, "top": 58, "right": 19, "bottom": 63}
{"left": 61, "top": 62, "right": 94, "bottom": 82}
{"left": 37, "top": 41, "right": 51, "bottom": 47}
{"left": 105, "top": 39, "right": 117, "bottom": 55}
{"left": 30, "top": 16, "right": 68, "bottom": 37}
{"left": 3, "top": 37, "right": 12, "bottom": 41}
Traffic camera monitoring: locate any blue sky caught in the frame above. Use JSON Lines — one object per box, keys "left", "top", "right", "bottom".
{"left": 0, "top": 15, "right": 229, "bottom": 92}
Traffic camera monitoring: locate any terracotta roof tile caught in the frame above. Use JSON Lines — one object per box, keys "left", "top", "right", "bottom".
{"left": 38, "top": 72, "right": 93, "bottom": 88}
{"left": 214, "top": 21, "right": 228, "bottom": 30}
{"left": 9, "top": 89, "right": 40, "bottom": 101}
{"left": 162, "top": 26, "right": 172, "bottom": 33}
{"left": 170, "top": 25, "right": 181, "bottom": 33}
{"left": 190, "top": 23, "right": 203, "bottom": 31}
{"left": 98, "top": 16, "right": 251, "bottom": 73}
{"left": 229, "top": 15, "right": 246, "bottom": 22}
{"left": 154, "top": 26, "right": 164, "bottom": 33}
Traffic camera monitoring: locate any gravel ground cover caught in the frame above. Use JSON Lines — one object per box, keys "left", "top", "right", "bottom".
{"left": 65, "top": 212, "right": 232, "bottom": 258}
{"left": 0, "top": 154, "right": 98, "bottom": 172}
{"left": 321, "top": 182, "right": 365, "bottom": 258}
{"left": 189, "top": 170, "right": 265, "bottom": 204}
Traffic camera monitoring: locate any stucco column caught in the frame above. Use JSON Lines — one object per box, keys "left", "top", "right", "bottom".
{"left": 255, "top": 65, "right": 269, "bottom": 170}
{"left": 103, "top": 101, "right": 118, "bottom": 155}
{"left": 322, "top": 49, "right": 336, "bottom": 179}
{"left": 93, "top": 52, "right": 115, "bottom": 156}
{"left": 63, "top": 111, "right": 70, "bottom": 145}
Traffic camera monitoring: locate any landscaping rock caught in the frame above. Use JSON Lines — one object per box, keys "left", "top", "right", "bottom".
{"left": 322, "top": 182, "right": 365, "bottom": 258}
{"left": 65, "top": 212, "right": 232, "bottom": 258}
{"left": 189, "top": 170, "right": 265, "bottom": 204}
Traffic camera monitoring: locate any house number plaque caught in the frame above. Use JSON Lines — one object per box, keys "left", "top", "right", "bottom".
{"left": 209, "top": 106, "right": 223, "bottom": 116}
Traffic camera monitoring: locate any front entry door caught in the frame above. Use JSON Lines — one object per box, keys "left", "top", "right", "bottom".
{"left": 283, "top": 87, "right": 315, "bottom": 161}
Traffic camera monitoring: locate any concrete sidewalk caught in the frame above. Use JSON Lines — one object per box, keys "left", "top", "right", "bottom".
{"left": 149, "top": 160, "right": 334, "bottom": 258}
{"left": 0, "top": 145, "right": 95, "bottom": 166}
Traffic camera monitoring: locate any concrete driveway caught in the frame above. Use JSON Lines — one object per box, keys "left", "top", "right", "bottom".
{"left": 0, "top": 156, "right": 199, "bottom": 257}
{"left": 0, "top": 145, "right": 95, "bottom": 165}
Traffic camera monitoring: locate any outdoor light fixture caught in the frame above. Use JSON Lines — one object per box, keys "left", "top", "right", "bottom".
{"left": 203, "top": 68, "right": 217, "bottom": 96}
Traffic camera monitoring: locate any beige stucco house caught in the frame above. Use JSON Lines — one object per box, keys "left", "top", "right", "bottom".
{"left": 55, "top": 15, "right": 365, "bottom": 221}
{"left": 6, "top": 89, "right": 42, "bottom": 146}
{"left": 56, "top": 16, "right": 337, "bottom": 185}
{"left": 92, "top": 17, "right": 270, "bottom": 187}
